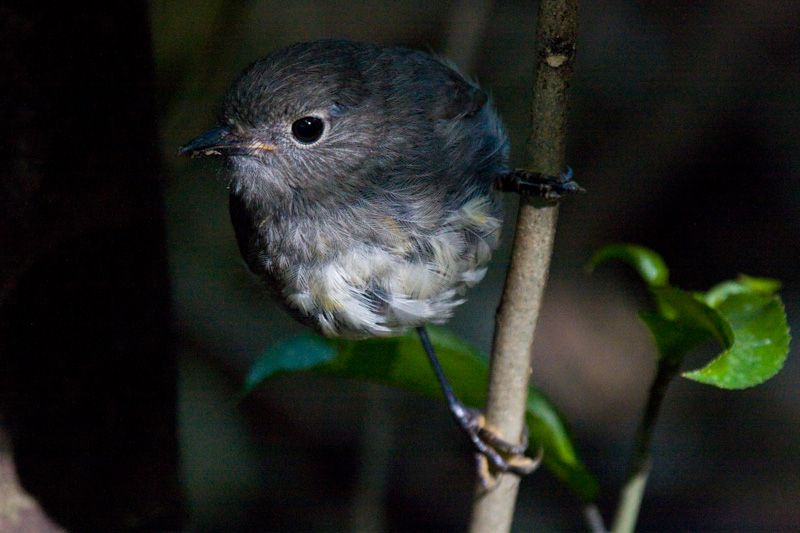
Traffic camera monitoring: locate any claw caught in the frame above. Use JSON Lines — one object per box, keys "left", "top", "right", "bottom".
{"left": 416, "top": 327, "right": 542, "bottom": 488}
{"left": 476, "top": 454, "right": 500, "bottom": 490}
{"left": 473, "top": 436, "right": 542, "bottom": 490}
{"left": 508, "top": 446, "right": 543, "bottom": 475}
{"left": 497, "top": 166, "right": 585, "bottom": 199}
{"left": 456, "top": 407, "right": 542, "bottom": 485}
{"left": 478, "top": 420, "right": 528, "bottom": 456}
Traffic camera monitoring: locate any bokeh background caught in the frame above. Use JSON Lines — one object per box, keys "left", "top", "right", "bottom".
{"left": 3, "top": 0, "right": 799, "bottom": 531}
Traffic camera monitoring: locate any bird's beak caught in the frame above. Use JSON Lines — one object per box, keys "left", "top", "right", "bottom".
{"left": 179, "top": 127, "right": 275, "bottom": 158}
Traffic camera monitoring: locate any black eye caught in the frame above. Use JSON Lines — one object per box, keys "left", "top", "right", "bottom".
{"left": 291, "top": 116, "right": 324, "bottom": 143}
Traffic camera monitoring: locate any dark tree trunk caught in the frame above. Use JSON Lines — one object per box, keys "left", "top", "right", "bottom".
{"left": 0, "top": 3, "right": 182, "bottom": 530}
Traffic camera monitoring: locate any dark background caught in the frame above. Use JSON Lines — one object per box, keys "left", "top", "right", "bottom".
{"left": 2, "top": 0, "right": 799, "bottom": 531}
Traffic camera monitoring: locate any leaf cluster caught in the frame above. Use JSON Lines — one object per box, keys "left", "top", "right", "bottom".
{"left": 245, "top": 244, "right": 790, "bottom": 501}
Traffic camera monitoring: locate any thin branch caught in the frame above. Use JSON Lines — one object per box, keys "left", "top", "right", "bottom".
{"left": 610, "top": 357, "right": 681, "bottom": 533}
{"left": 468, "top": 1, "right": 579, "bottom": 532}
{"left": 585, "top": 503, "right": 609, "bottom": 533}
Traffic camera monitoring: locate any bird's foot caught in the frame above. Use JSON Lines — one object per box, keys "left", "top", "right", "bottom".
{"left": 497, "top": 167, "right": 584, "bottom": 199}
{"left": 454, "top": 406, "right": 542, "bottom": 489}
{"left": 415, "top": 327, "right": 542, "bottom": 489}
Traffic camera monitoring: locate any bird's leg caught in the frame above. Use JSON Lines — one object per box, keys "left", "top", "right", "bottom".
{"left": 416, "top": 327, "right": 541, "bottom": 487}
{"left": 496, "top": 167, "right": 584, "bottom": 199}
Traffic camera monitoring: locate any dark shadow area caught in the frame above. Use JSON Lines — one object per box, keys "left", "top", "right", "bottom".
{"left": 0, "top": 3, "right": 182, "bottom": 530}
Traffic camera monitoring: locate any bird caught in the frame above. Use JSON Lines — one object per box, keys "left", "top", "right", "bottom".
{"left": 180, "top": 39, "right": 579, "bottom": 481}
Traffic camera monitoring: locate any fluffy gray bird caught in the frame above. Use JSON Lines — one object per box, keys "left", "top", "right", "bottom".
{"left": 181, "top": 39, "right": 579, "bottom": 478}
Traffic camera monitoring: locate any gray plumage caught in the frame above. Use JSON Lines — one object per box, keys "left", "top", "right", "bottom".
{"left": 185, "top": 40, "right": 509, "bottom": 338}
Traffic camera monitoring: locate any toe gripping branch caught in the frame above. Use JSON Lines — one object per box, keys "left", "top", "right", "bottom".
{"left": 416, "top": 327, "right": 542, "bottom": 489}
{"left": 496, "top": 166, "right": 584, "bottom": 199}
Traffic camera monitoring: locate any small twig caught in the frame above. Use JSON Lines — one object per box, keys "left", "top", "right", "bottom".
{"left": 585, "top": 503, "right": 609, "bottom": 533}
{"left": 467, "top": 1, "right": 579, "bottom": 532}
{"left": 610, "top": 357, "right": 681, "bottom": 533}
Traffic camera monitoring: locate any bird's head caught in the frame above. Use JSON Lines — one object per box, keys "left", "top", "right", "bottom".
{"left": 180, "top": 40, "right": 385, "bottom": 202}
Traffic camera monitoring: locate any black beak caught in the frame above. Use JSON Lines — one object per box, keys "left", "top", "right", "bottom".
{"left": 179, "top": 127, "right": 274, "bottom": 158}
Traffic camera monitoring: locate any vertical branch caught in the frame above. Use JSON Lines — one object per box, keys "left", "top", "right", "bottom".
{"left": 610, "top": 358, "right": 681, "bottom": 533}
{"left": 468, "top": 1, "right": 579, "bottom": 532}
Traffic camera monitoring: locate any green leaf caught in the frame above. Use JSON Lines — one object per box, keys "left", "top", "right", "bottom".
{"left": 592, "top": 245, "right": 790, "bottom": 390}
{"left": 245, "top": 327, "right": 598, "bottom": 502}
{"left": 683, "top": 292, "right": 790, "bottom": 388}
{"left": 638, "top": 310, "right": 697, "bottom": 365}
{"left": 243, "top": 335, "right": 339, "bottom": 395}
{"left": 650, "top": 286, "right": 734, "bottom": 353}
{"left": 590, "top": 244, "right": 670, "bottom": 287}
{"left": 636, "top": 286, "right": 733, "bottom": 372}
{"left": 704, "top": 275, "right": 782, "bottom": 308}
{"left": 525, "top": 393, "right": 598, "bottom": 502}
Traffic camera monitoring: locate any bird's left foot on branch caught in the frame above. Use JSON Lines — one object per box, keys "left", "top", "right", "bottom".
{"left": 497, "top": 167, "right": 584, "bottom": 199}
{"left": 455, "top": 406, "right": 543, "bottom": 489}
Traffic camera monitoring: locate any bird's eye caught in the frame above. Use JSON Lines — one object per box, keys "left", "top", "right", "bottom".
{"left": 291, "top": 116, "right": 324, "bottom": 144}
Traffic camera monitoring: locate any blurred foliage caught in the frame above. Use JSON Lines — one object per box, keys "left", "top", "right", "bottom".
{"left": 245, "top": 327, "right": 599, "bottom": 502}
{"left": 592, "top": 244, "right": 790, "bottom": 388}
